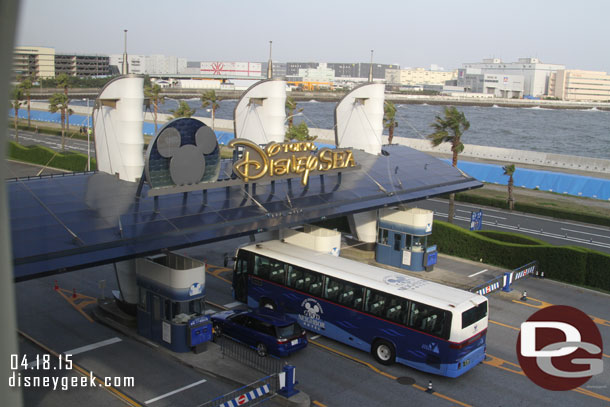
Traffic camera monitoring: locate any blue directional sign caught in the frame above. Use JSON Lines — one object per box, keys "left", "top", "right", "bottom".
{"left": 470, "top": 210, "right": 483, "bottom": 231}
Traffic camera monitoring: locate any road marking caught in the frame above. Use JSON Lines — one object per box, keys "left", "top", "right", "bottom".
{"left": 309, "top": 340, "right": 472, "bottom": 407}
{"left": 456, "top": 209, "right": 506, "bottom": 220}
{"left": 310, "top": 335, "right": 321, "bottom": 340}
{"left": 485, "top": 354, "right": 610, "bottom": 403}
{"left": 489, "top": 320, "right": 519, "bottom": 331}
{"left": 468, "top": 269, "right": 488, "bottom": 278}
{"left": 312, "top": 401, "right": 328, "bottom": 407}
{"left": 144, "top": 379, "right": 208, "bottom": 404}
{"left": 205, "top": 309, "right": 216, "bottom": 315}
{"left": 63, "top": 337, "right": 122, "bottom": 356}
{"left": 223, "top": 301, "right": 242, "bottom": 309}
{"left": 561, "top": 228, "right": 610, "bottom": 240}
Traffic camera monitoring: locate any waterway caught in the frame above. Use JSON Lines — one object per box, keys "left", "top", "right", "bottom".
{"left": 153, "top": 99, "right": 610, "bottom": 160}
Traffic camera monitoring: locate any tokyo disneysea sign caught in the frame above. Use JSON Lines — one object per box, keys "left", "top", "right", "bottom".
{"left": 228, "top": 138, "right": 358, "bottom": 186}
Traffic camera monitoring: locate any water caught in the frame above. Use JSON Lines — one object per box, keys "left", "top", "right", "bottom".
{"left": 74, "top": 98, "right": 610, "bottom": 160}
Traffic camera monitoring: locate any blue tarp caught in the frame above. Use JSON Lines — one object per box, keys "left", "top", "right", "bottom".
{"left": 445, "top": 159, "right": 610, "bottom": 201}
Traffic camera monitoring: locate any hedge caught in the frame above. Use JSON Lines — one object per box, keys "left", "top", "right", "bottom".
{"left": 453, "top": 192, "right": 610, "bottom": 228}
{"left": 476, "top": 230, "right": 547, "bottom": 246}
{"left": 7, "top": 141, "right": 96, "bottom": 172}
{"left": 429, "top": 220, "right": 609, "bottom": 290}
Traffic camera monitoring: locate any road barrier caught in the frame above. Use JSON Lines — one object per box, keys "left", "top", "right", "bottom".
{"left": 218, "top": 335, "right": 285, "bottom": 375}
{"left": 470, "top": 260, "right": 539, "bottom": 296}
{"left": 197, "top": 374, "right": 279, "bottom": 407}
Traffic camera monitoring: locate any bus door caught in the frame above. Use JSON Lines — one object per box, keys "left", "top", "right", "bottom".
{"left": 233, "top": 252, "right": 249, "bottom": 303}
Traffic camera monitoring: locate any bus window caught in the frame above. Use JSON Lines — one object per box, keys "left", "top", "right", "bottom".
{"left": 301, "top": 268, "right": 324, "bottom": 296}
{"left": 462, "top": 301, "right": 487, "bottom": 329}
{"left": 383, "top": 296, "right": 408, "bottom": 325}
{"left": 254, "top": 255, "right": 284, "bottom": 282}
{"left": 325, "top": 276, "right": 364, "bottom": 310}
{"left": 408, "top": 302, "right": 451, "bottom": 339}
{"left": 286, "top": 265, "right": 304, "bottom": 289}
{"left": 364, "top": 289, "right": 388, "bottom": 317}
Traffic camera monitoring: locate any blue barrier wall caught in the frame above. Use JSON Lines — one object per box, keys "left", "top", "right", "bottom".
{"left": 444, "top": 159, "right": 610, "bottom": 201}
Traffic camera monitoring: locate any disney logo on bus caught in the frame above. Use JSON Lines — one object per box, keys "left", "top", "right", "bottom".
{"left": 228, "top": 139, "right": 357, "bottom": 186}
{"left": 383, "top": 275, "right": 429, "bottom": 291}
{"left": 299, "top": 298, "right": 326, "bottom": 331}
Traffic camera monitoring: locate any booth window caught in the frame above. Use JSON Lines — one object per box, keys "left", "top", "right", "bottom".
{"left": 138, "top": 287, "right": 146, "bottom": 311}
{"left": 378, "top": 229, "right": 389, "bottom": 245}
{"left": 394, "top": 233, "right": 402, "bottom": 251}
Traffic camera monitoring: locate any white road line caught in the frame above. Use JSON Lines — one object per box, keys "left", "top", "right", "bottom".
{"left": 561, "top": 228, "right": 610, "bottom": 240}
{"left": 223, "top": 301, "right": 243, "bottom": 309}
{"left": 468, "top": 269, "right": 488, "bottom": 278}
{"left": 456, "top": 209, "right": 506, "bottom": 220}
{"left": 310, "top": 335, "right": 321, "bottom": 340}
{"left": 145, "top": 379, "right": 207, "bottom": 404}
{"left": 63, "top": 337, "right": 122, "bottom": 356}
{"left": 205, "top": 309, "right": 216, "bottom": 315}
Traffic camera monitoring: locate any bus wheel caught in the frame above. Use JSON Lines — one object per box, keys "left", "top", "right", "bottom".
{"left": 372, "top": 340, "right": 395, "bottom": 365}
{"left": 256, "top": 343, "right": 268, "bottom": 357}
{"left": 260, "top": 299, "right": 276, "bottom": 311}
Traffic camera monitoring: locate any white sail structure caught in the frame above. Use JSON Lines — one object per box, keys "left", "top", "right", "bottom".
{"left": 92, "top": 75, "right": 145, "bottom": 182}
{"left": 233, "top": 79, "right": 286, "bottom": 144}
{"left": 334, "top": 83, "right": 385, "bottom": 155}
{"left": 335, "top": 83, "right": 386, "bottom": 248}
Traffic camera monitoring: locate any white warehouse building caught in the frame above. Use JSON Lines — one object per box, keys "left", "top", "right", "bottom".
{"left": 461, "top": 57, "right": 564, "bottom": 97}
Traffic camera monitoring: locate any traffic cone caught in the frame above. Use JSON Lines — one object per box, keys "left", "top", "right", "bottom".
{"left": 426, "top": 380, "right": 435, "bottom": 394}
{"left": 54, "top": 280, "right": 59, "bottom": 291}
{"left": 72, "top": 288, "right": 77, "bottom": 299}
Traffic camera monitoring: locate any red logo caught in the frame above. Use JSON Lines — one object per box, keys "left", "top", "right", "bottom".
{"left": 516, "top": 305, "right": 603, "bottom": 391}
{"left": 211, "top": 62, "right": 224, "bottom": 75}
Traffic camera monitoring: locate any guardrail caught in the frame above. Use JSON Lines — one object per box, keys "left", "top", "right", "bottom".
{"left": 219, "top": 335, "right": 285, "bottom": 375}
{"left": 470, "top": 260, "right": 539, "bottom": 296}
{"left": 197, "top": 374, "right": 279, "bottom": 407}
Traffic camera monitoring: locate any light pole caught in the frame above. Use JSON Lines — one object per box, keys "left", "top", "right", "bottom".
{"left": 83, "top": 98, "right": 91, "bottom": 171}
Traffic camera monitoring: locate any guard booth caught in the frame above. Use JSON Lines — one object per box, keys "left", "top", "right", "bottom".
{"left": 136, "top": 252, "right": 212, "bottom": 353}
{"left": 375, "top": 208, "right": 437, "bottom": 272}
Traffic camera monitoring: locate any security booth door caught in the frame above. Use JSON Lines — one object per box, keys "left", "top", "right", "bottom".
{"left": 150, "top": 294, "right": 162, "bottom": 342}
{"left": 233, "top": 252, "right": 250, "bottom": 303}
{"left": 389, "top": 232, "right": 404, "bottom": 267}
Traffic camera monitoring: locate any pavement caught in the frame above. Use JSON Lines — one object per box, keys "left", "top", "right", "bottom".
{"left": 92, "top": 299, "right": 310, "bottom": 407}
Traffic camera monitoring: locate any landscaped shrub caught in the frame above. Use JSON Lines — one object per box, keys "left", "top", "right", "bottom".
{"left": 585, "top": 250, "right": 610, "bottom": 292}
{"left": 476, "top": 230, "right": 546, "bottom": 245}
{"left": 7, "top": 141, "right": 96, "bottom": 172}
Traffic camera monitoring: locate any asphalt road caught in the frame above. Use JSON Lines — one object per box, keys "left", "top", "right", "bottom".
{"left": 417, "top": 197, "right": 610, "bottom": 253}
{"left": 8, "top": 129, "right": 95, "bottom": 155}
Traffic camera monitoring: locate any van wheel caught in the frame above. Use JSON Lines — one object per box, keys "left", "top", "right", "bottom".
{"left": 372, "top": 340, "right": 395, "bottom": 365}
{"left": 256, "top": 343, "right": 268, "bottom": 357}
{"left": 260, "top": 299, "right": 276, "bottom": 311}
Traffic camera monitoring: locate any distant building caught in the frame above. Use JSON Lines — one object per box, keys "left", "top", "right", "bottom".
{"left": 13, "top": 46, "right": 56, "bottom": 79}
{"left": 385, "top": 68, "right": 456, "bottom": 86}
{"left": 298, "top": 63, "right": 335, "bottom": 82}
{"left": 462, "top": 57, "right": 564, "bottom": 97}
{"left": 55, "top": 54, "right": 110, "bottom": 77}
{"left": 286, "top": 62, "right": 398, "bottom": 81}
{"left": 109, "top": 54, "right": 147, "bottom": 75}
{"left": 109, "top": 54, "right": 186, "bottom": 75}
{"left": 457, "top": 68, "right": 523, "bottom": 98}
{"left": 260, "top": 62, "right": 287, "bottom": 78}
{"left": 548, "top": 69, "right": 610, "bottom": 102}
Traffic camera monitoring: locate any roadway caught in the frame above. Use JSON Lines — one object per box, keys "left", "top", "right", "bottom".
{"left": 417, "top": 197, "right": 610, "bottom": 253}
{"left": 8, "top": 129, "right": 95, "bottom": 156}
{"left": 13, "top": 234, "right": 610, "bottom": 406}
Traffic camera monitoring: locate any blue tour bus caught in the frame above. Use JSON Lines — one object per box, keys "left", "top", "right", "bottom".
{"left": 232, "top": 240, "right": 488, "bottom": 378}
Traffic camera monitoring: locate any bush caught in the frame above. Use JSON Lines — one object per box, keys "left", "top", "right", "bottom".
{"left": 7, "top": 141, "right": 96, "bottom": 172}
{"left": 429, "top": 220, "right": 606, "bottom": 288}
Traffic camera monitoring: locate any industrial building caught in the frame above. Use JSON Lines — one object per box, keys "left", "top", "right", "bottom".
{"left": 109, "top": 54, "right": 187, "bottom": 75}
{"left": 547, "top": 69, "right": 610, "bottom": 102}
{"left": 55, "top": 54, "right": 110, "bottom": 77}
{"left": 461, "top": 58, "right": 564, "bottom": 97}
{"left": 13, "top": 46, "right": 55, "bottom": 79}
{"left": 286, "top": 62, "right": 398, "bottom": 81}
{"left": 456, "top": 68, "right": 524, "bottom": 98}
{"left": 385, "top": 68, "right": 456, "bottom": 86}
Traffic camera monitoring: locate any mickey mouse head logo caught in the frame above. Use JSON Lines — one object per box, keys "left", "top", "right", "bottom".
{"left": 156, "top": 124, "right": 218, "bottom": 185}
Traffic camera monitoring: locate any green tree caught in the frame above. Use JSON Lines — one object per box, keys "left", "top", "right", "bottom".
{"left": 285, "top": 122, "right": 316, "bottom": 142}
{"left": 285, "top": 96, "right": 303, "bottom": 130}
{"left": 383, "top": 101, "right": 398, "bottom": 144}
{"left": 48, "top": 92, "right": 69, "bottom": 150}
{"left": 11, "top": 86, "right": 25, "bottom": 143}
{"left": 427, "top": 106, "right": 470, "bottom": 223}
{"left": 56, "top": 73, "right": 70, "bottom": 98}
{"left": 170, "top": 100, "right": 195, "bottom": 118}
{"left": 201, "top": 90, "right": 220, "bottom": 130}
{"left": 503, "top": 164, "right": 516, "bottom": 210}
{"left": 66, "top": 108, "right": 74, "bottom": 131}
{"left": 145, "top": 84, "right": 165, "bottom": 134}
{"left": 20, "top": 76, "right": 34, "bottom": 127}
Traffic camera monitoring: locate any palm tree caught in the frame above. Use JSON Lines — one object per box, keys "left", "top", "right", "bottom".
{"left": 383, "top": 101, "right": 398, "bottom": 144}
{"left": 427, "top": 106, "right": 470, "bottom": 223}
{"left": 144, "top": 83, "right": 165, "bottom": 134}
{"left": 66, "top": 108, "right": 74, "bottom": 131}
{"left": 49, "top": 92, "right": 69, "bottom": 150}
{"left": 170, "top": 100, "right": 195, "bottom": 118}
{"left": 56, "top": 73, "right": 70, "bottom": 98}
{"left": 200, "top": 90, "right": 220, "bottom": 130}
{"left": 503, "top": 164, "right": 516, "bottom": 210}
{"left": 11, "top": 86, "right": 25, "bottom": 143}
{"left": 285, "top": 96, "right": 303, "bottom": 130}
{"left": 20, "top": 76, "right": 33, "bottom": 127}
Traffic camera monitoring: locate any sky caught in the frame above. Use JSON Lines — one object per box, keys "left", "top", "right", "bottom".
{"left": 14, "top": 0, "right": 610, "bottom": 72}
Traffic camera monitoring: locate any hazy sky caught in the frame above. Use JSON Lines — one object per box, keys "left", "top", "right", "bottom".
{"left": 15, "top": 0, "right": 610, "bottom": 72}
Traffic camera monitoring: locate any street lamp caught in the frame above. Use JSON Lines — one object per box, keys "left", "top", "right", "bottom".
{"left": 83, "top": 98, "right": 91, "bottom": 171}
